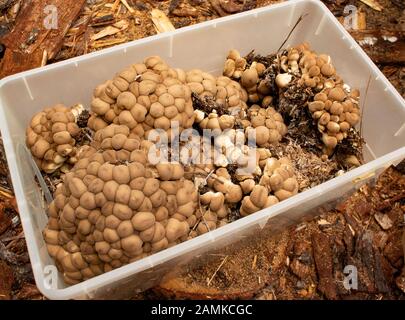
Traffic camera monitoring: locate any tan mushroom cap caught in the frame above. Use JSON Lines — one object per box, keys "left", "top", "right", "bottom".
{"left": 26, "top": 104, "right": 85, "bottom": 173}
{"left": 43, "top": 124, "right": 199, "bottom": 284}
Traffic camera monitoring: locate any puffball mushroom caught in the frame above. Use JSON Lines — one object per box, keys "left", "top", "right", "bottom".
{"left": 88, "top": 56, "right": 195, "bottom": 139}
{"left": 26, "top": 104, "right": 86, "bottom": 173}
{"left": 223, "top": 49, "right": 247, "bottom": 79}
{"left": 275, "top": 73, "right": 293, "bottom": 88}
{"left": 207, "top": 168, "right": 243, "bottom": 204}
{"left": 245, "top": 105, "right": 287, "bottom": 147}
{"left": 42, "top": 124, "right": 199, "bottom": 284}
{"left": 240, "top": 157, "right": 298, "bottom": 217}
{"left": 195, "top": 191, "right": 229, "bottom": 235}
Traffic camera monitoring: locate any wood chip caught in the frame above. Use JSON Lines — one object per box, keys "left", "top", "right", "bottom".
{"left": 356, "top": 10, "right": 367, "bottom": 30}
{"left": 151, "top": 9, "right": 175, "bottom": 34}
{"left": 360, "top": 0, "right": 384, "bottom": 12}
{"left": 351, "top": 30, "right": 405, "bottom": 64}
{"left": 374, "top": 212, "right": 393, "bottom": 230}
{"left": 317, "top": 219, "right": 330, "bottom": 225}
{"left": 91, "top": 26, "right": 121, "bottom": 41}
{"left": 111, "top": 0, "right": 120, "bottom": 13}
{"left": 92, "top": 38, "right": 127, "bottom": 48}
{"left": 120, "top": 0, "right": 135, "bottom": 14}
{"left": 312, "top": 232, "right": 337, "bottom": 299}
{"left": 252, "top": 255, "right": 257, "bottom": 270}
{"left": 40, "top": 49, "right": 48, "bottom": 67}
{"left": 172, "top": 7, "right": 199, "bottom": 17}
{"left": 209, "top": 0, "right": 228, "bottom": 17}
{"left": 113, "top": 19, "right": 129, "bottom": 30}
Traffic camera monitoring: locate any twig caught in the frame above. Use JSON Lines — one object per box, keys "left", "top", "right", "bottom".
{"left": 1, "top": 231, "right": 24, "bottom": 244}
{"left": 271, "top": 287, "right": 277, "bottom": 300}
{"left": 252, "top": 254, "right": 257, "bottom": 270}
{"left": 205, "top": 169, "right": 215, "bottom": 183}
{"left": 0, "top": 186, "right": 14, "bottom": 198}
{"left": 359, "top": 75, "right": 371, "bottom": 141}
{"left": 4, "top": 231, "right": 25, "bottom": 249}
{"left": 120, "top": 0, "right": 135, "bottom": 14}
{"left": 112, "top": 0, "right": 120, "bottom": 13}
{"left": 209, "top": 0, "right": 227, "bottom": 17}
{"left": 207, "top": 255, "right": 228, "bottom": 286}
{"left": 277, "top": 14, "right": 307, "bottom": 54}
{"left": 92, "top": 38, "right": 127, "bottom": 48}
{"left": 40, "top": 49, "right": 47, "bottom": 67}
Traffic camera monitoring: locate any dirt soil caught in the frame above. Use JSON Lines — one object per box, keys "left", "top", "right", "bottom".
{"left": 0, "top": 0, "right": 404, "bottom": 300}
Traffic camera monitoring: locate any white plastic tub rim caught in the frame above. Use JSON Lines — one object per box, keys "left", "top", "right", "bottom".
{"left": 0, "top": 0, "right": 404, "bottom": 299}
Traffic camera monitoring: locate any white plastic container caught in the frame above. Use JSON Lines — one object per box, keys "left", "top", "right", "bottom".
{"left": 0, "top": 0, "right": 404, "bottom": 299}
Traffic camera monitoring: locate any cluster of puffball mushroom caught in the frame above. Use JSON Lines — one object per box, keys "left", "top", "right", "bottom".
{"left": 43, "top": 124, "right": 199, "bottom": 284}
{"left": 226, "top": 43, "right": 361, "bottom": 156}
{"left": 88, "top": 56, "right": 195, "bottom": 139}
{"left": 293, "top": 43, "right": 361, "bottom": 155}
{"left": 26, "top": 43, "right": 361, "bottom": 284}
{"left": 26, "top": 104, "right": 86, "bottom": 173}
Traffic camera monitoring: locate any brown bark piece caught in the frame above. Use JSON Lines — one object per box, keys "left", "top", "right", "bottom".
{"left": 384, "top": 230, "right": 404, "bottom": 269}
{"left": 312, "top": 232, "right": 338, "bottom": 299}
{"left": 156, "top": 276, "right": 263, "bottom": 300}
{"left": 209, "top": 0, "right": 228, "bottom": 17}
{"left": 0, "top": 0, "right": 86, "bottom": 78}
{"left": 15, "top": 284, "right": 42, "bottom": 300}
{"left": 0, "top": 205, "right": 11, "bottom": 235}
{"left": 357, "top": 231, "right": 389, "bottom": 293}
{"left": 353, "top": 199, "right": 372, "bottom": 220}
{"left": 219, "top": 0, "right": 244, "bottom": 13}
{"left": 0, "top": 260, "right": 13, "bottom": 300}
{"left": 0, "top": 49, "right": 43, "bottom": 79}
